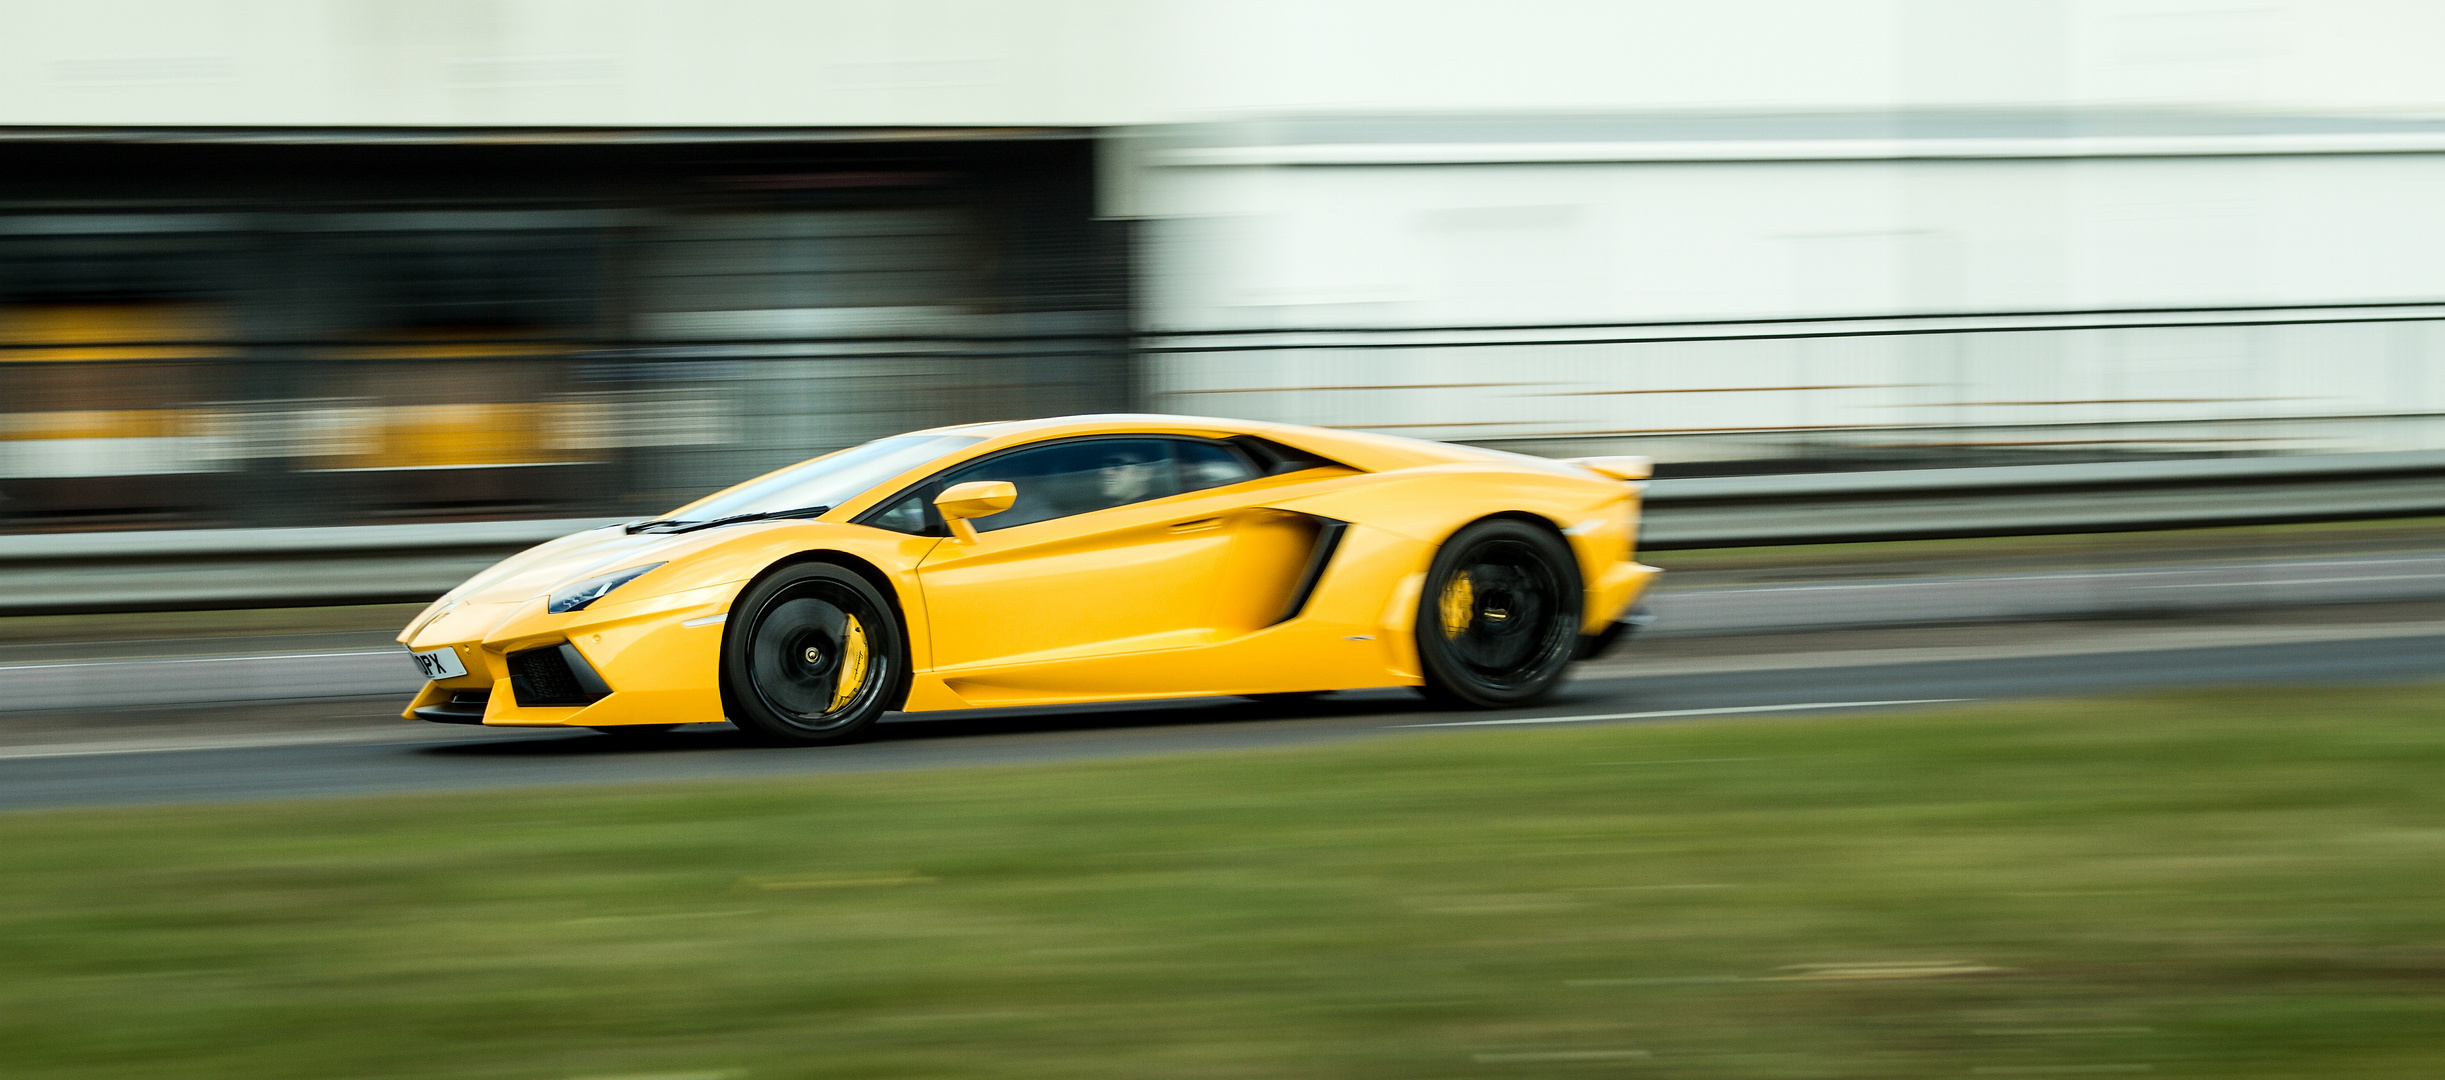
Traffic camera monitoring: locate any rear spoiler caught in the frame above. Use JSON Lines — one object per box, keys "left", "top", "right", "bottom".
{"left": 1563, "top": 455, "right": 1653, "bottom": 482}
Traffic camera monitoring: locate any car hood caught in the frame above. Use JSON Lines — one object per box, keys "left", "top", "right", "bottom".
{"left": 440, "top": 525, "right": 742, "bottom": 607}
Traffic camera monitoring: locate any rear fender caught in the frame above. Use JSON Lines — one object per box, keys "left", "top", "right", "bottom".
{"left": 1263, "top": 466, "right": 1642, "bottom": 633}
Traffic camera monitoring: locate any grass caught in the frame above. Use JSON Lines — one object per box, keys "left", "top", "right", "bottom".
{"left": 5, "top": 688, "right": 2445, "bottom": 1078}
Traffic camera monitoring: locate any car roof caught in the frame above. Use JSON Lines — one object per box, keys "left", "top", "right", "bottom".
{"left": 908, "top": 413, "right": 1514, "bottom": 473}
{"left": 912, "top": 413, "right": 1262, "bottom": 440}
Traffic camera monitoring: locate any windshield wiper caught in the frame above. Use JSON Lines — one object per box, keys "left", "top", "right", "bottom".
{"left": 624, "top": 505, "right": 831, "bottom": 535}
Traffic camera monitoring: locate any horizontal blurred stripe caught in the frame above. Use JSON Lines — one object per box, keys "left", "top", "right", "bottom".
{"left": 0, "top": 303, "right": 234, "bottom": 362}
{"left": 0, "top": 435, "right": 239, "bottom": 478}
{"left": 0, "top": 398, "right": 728, "bottom": 478}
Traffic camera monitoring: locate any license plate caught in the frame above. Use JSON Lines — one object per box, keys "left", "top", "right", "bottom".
{"left": 409, "top": 646, "right": 469, "bottom": 681}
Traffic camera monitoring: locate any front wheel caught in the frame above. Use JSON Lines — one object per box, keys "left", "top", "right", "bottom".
{"left": 1414, "top": 518, "right": 1583, "bottom": 708}
{"left": 722, "top": 563, "right": 905, "bottom": 746}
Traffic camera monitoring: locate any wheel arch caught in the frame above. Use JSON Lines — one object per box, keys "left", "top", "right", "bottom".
{"left": 1448, "top": 508, "right": 1609, "bottom": 612}
{"left": 722, "top": 549, "right": 917, "bottom": 712}
{"left": 1441, "top": 509, "right": 1574, "bottom": 558}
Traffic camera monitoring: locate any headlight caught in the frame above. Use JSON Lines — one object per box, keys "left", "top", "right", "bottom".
{"left": 548, "top": 563, "right": 666, "bottom": 614}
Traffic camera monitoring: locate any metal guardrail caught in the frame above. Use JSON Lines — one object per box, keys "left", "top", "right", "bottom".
{"left": 1638, "top": 449, "right": 2445, "bottom": 548}
{"left": 4, "top": 452, "right": 2444, "bottom": 615}
{"left": 0, "top": 518, "right": 622, "bottom": 616}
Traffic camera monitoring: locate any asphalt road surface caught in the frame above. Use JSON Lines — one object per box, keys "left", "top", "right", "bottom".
{"left": 6, "top": 547, "right": 2443, "bottom": 714}
{"left": 3, "top": 625, "right": 2438, "bottom": 812}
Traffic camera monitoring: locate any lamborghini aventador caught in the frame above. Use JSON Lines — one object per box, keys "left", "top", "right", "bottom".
{"left": 397, "top": 415, "right": 1660, "bottom": 744}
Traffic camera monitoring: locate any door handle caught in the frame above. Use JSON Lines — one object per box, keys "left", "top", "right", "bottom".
{"left": 1169, "top": 518, "right": 1225, "bottom": 533}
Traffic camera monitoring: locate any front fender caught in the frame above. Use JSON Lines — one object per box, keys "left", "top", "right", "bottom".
{"left": 599, "top": 521, "right": 944, "bottom": 669}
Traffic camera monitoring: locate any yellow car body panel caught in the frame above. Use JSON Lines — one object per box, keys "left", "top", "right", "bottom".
{"left": 398, "top": 414, "right": 1659, "bottom": 727}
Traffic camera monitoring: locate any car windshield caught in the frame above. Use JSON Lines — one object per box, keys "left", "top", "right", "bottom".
{"left": 666, "top": 434, "right": 983, "bottom": 522}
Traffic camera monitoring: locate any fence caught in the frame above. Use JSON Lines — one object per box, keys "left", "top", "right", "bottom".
{"left": 7, "top": 449, "right": 2443, "bottom": 616}
{"left": 1148, "top": 301, "right": 2445, "bottom": 466}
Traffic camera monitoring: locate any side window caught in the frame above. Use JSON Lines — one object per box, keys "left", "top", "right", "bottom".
{"left": 1228, "top": 435, "right": 1339, "bottom": 476}
{"left": 1173, "top": 440, "right": 1261, "bottom": 493}
{"left": 867, "top": 491, "right": 932, "bottom": 535}
{"left": 936, "top": 438, "right": 1183, "bottom": 532}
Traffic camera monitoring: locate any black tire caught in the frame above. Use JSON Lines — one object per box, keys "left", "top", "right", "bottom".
{"left": 1413, "top": 517, "right": 1583, "bottom": 708}
{"left": 722, "top": 562, "right": 906, "bottom": 746}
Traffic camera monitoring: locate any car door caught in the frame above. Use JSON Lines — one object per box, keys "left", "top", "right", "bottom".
{"left": 895, "top": 437, "right": 1267, "bottom": 678}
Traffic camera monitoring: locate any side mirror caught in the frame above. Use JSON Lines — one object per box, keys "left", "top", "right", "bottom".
{"left": 934, "top": 480, "right": 1016, "bottom": 543}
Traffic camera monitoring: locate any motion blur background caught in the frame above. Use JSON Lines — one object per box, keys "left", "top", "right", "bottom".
{"left": 6, "top": 0, "right": 2445, "bottom": 608}
{"left": 9, "top": 11, "right": 2445, "bottom": 1076}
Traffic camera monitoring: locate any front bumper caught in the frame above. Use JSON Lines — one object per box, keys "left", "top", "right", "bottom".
{"left": 398, "top": 583, "right": 737, "bottom": 728}
{"left": 1584, "top": 559, "right": 1662, "bottom": 632}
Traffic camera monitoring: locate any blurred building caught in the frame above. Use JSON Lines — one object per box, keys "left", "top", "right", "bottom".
{"left": 5, "top": 0, "right": 2444, "bottom": 529}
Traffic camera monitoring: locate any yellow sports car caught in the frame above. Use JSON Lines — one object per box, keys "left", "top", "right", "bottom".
{"left": 398, "top": 414, "right": 1660, "bottom": 745}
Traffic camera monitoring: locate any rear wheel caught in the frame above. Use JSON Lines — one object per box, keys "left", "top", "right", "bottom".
{"left": 1414, "top": 518, "right": 1582, "bottom": 708}
{"left": 723, "top": 563, "right": 905, "bottom": 746}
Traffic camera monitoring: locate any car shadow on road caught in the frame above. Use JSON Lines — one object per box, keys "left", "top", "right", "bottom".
{"left": 413, "top": 690, "right": 1447, "bottom": 758}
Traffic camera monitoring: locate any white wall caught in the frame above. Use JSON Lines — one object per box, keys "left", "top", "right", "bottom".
{"left": 7, "top": 1, "right": 2445, "bottom": 127}
{"left": 1140, "top": 154, "right": 2445, "bottom": 327}
{"left": 1133, "top": 149, "right": 2445, "bottom": 458}
{"left": 10, "top": 0, "right": 2445, "bottom": 462}
{"left": 0, "top": 0, "right": 1142, "bottom": 127}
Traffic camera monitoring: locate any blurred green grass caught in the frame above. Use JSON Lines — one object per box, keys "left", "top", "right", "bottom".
{"left": 4, "top": 688, "right": 2444, "bottom": 1079}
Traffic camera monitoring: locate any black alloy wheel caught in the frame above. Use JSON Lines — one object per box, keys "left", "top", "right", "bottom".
{"left": 722, "top": 562, "right": 905, "bottom": 745}
{"left": 1414, "top": 518, "right": 1583, "bottom": 708}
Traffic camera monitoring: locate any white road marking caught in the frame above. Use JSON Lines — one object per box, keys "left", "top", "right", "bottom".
{"left": 1670, "top": 556, "right": 2445, "bottom": 595}
{"left": 1582, "top": 620, "right": 2445, "bottom": 679}
{"left": 2141, "top": 573, "right": 2440, "bottom": 589}
{"left": 2220, "top": 557, "right": 2445, "bottom": 571}
{"left": 1677, "top": 575, "right": 2076, "bottom": 593}
{"left": 1397, "top": 698, "right": 1970, "bottom": 728}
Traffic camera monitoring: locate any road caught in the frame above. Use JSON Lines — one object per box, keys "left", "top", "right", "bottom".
{"left": 6, "top": 547, "right": 2444, "bottom": 714}
{"left": 2, "top": 623, "right": 2438, "bottom": 811}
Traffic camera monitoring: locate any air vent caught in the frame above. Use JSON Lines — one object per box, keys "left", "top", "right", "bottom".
{"left": 1273, "top": 518, "right": 1349, "bottom": 625}
{"left": 411, "top": 688, "right": 492, "bottom": 725}
{"left": 507, "top": 644, "right": 611, "bottom": 707}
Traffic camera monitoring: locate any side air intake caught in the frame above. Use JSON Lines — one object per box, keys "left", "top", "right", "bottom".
{"left": 507, "top": 644, "right": 612, "bottom": 707}
{"left": 1271, "top": 518, "right": 1349, "bottom": 625}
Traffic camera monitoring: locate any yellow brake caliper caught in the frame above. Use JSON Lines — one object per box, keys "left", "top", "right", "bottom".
{"left": 827, "top": 615, "right": 870, "bottom": 712}
{"left": 1439, "top": 571, "right": 1476, "bottom": 639}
